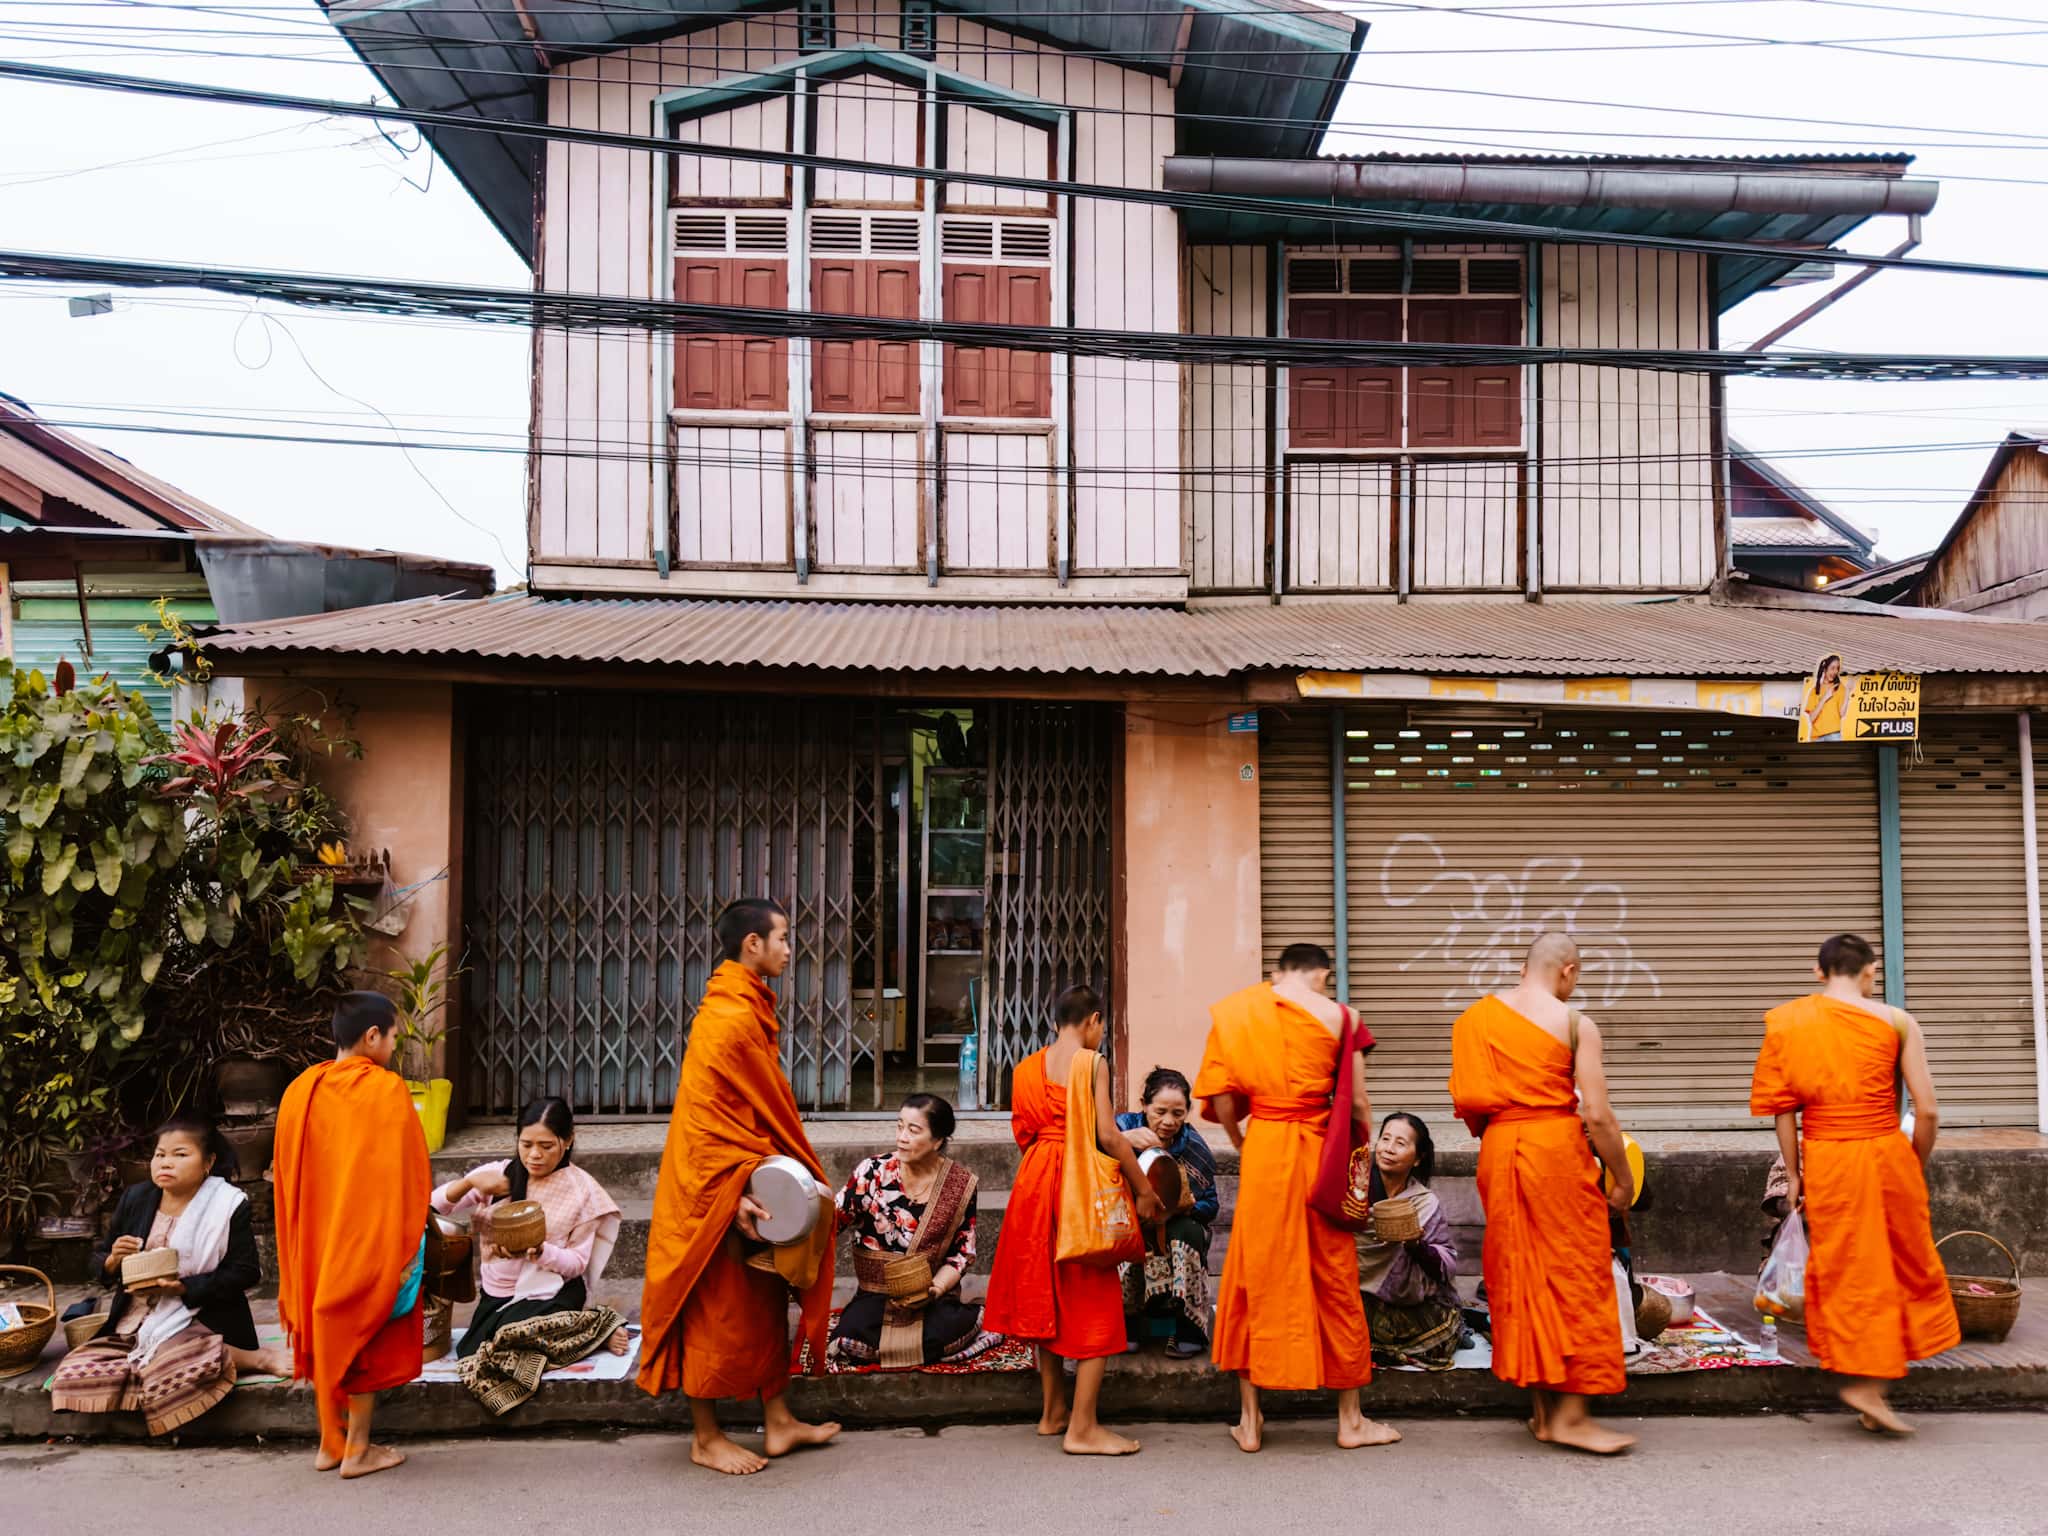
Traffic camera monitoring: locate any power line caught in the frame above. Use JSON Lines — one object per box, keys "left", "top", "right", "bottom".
{"left": 11, "top": 246, "right": 2048, "bottom": 380}
{"left": 6, "top": 61, "right": 2028, "bottom": 288}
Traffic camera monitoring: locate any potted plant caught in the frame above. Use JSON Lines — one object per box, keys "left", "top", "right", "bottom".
{"left": 390, "top": 943, "right": 459, "bottom": 1155}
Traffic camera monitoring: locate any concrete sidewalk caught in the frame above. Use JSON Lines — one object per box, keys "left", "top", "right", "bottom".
{"left": 4, "top": 1273, "right": 2042, "bottom": 1443}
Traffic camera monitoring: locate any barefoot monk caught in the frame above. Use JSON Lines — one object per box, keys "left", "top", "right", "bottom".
{"left": 1750, "top": 933, "right": 1959, "bottom": 1437}
{"left": 274, "top": 991, "right": 430, "bottom": 1481}
{"left": 1449, "top": 934, "right": 1636, "bottom": 1456}
{"left": 1195, "top": 943, "right": 1399, "bottom": 1454}
{"left": 984, "top": 984, "right": 1162, "bottom": 1456}
{"left": 637, "top": 898, "right": 841, "bottom": 1475}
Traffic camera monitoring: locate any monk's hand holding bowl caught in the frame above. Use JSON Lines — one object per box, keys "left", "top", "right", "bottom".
{"left": 732, "top": 1193, "right": 771, "bottom": 1242}
{"left": 1606, "top": 1179, "right": 1633, "bottom": 1217}
{"left": 1134, "top": 1184, "right": 1166, "bottom": 1225}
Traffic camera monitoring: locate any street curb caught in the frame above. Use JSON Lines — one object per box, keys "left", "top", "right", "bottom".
{"left": 6, "top": 1352, "right": 2044, "bottom": 1444}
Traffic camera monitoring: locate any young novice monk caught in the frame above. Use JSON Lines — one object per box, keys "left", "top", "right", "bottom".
{"left": 1449, "top": 933, "right": 1635, "bottom": 1456}
{"left": 984, "top": 985, "right": 1163, "bottom": 1456}
{"left": 274, "top": 991, "right": 430, "bottom": 1480}
{"left": 1196, "top": 942, "right": 1399, "bottom": 1453}
{"left": 637, "top": 898, "right": 841, "bottom": 1475}
{"left": 1751, "top": 932, "right": 1960, "bottom": 1436}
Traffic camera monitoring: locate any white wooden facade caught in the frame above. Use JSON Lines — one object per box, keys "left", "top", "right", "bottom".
{"left": 528, "top": 2, "right": 1726, "bottom": 600}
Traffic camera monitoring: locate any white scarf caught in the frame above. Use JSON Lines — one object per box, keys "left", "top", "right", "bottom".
{"left": 129, "top": 1175, "right": 246, "bottom": 1369}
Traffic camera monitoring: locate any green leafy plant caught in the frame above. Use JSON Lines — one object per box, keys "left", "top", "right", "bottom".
{"left": 388, "top": 942, "right": 460, "bottom": 1083}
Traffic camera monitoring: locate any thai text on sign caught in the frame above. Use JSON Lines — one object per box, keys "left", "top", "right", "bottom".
{"left": 1846, "top": 671, "right": 1921, "bottom": 741}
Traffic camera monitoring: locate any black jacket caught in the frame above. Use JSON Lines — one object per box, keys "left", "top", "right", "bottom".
{"left": 87, "top": 1181, "right": 261, "bottom": 1351}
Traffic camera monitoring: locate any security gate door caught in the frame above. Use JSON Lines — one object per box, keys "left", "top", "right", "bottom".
{"left": 464, "top": 690, "right": 885, "bottom": 1116}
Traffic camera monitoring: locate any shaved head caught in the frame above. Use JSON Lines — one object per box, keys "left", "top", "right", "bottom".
{"left": 1526, "top": 933, "right": 1580, "bottom": 974}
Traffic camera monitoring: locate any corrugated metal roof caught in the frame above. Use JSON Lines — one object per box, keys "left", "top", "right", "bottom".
{"left": 197, "top": 591, "right": 2048, "bottom": 681}
{"left": 1731, "top": 516, "right": 1862, "bottom": 552}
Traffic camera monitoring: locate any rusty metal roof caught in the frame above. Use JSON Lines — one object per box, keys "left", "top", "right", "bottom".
{"left": 195, "top": 590, "right": 2048, "bottom": 681}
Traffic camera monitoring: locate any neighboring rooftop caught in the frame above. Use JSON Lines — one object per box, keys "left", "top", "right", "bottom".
{"left": 0, "top": 391, "right": 261, "bottom": 535}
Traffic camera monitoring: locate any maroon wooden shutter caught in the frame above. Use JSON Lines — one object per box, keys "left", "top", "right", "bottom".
{"left": 1406, "top": 297, "right": 1520, "bottom": 448}
{"left": 1346, "top": 300, "right": 1403, "bottom": 449}
{"left": 1289, "top": 299, "right": 1399, "bottom": 449}
{"left": 672, "top": 256, "right": 787, "bottom": 412}
{"left": 944, "top": 264, "right": 1050, "bottom": 419}
{"left": 996, "top": 266, "right": 1051, "bottom": 418}
{"left": 942, "top": 265, "right": 993, "bottom": 417}
{"left": 813, "top": 258, "right": 920, "bottom": 415}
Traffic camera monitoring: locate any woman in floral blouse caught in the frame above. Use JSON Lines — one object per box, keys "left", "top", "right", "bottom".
{"left": 830, "top": 1094, "right": 1001, "bottom": 1367}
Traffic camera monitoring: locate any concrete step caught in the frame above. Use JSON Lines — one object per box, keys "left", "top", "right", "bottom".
{"left": 9, "top": 1274, "right": 2045, "bottom": 1443}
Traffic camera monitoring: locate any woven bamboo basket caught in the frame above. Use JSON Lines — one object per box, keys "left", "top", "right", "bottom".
{"left": 1937, "top": 1230, "right": 2022, "bottom": 1343}
{"left": 856, "top": 1252, "right": 934, "bottom": 1300}
{"left": 0, "top": 1266, "right": 58, "bottom": 1380}
{"left": 63, "top": 1311, "right": 111, "bottom": 1352}
{"left": 420, "top": 1297, "right": 454, "bottom": 1364}
{"left": 1370, "top": 1197, "right": 1422, "bottom": 1245}
{"left": 121, "top": 1248, "right": 181, "bottom": 1288}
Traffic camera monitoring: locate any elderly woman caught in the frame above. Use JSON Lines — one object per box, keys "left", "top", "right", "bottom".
{"left": 51, "top": 1114, "right": 292, "bottom": 1436}
{"left": 1117, "top": 1067, "right": 1220, "bottom": 1358}
{"left": 432, "top": 1096, "right": 627, "bottom": 1359}
{"left": 1357, "top": 1111, "right": 1464, "bottom": 1371}
{"left": 832, "top": 1093, "right": 1000, "bottom": 1368}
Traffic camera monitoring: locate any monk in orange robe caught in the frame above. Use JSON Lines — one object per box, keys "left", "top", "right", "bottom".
{"left": 1750, "top": 932, "right": 1959, "bottom": 1436}
{"left": 274, "top": 991, "right": 429, "bottom": 1480}
{"left": 1195, "top": 942, "right": 1398, "bottom": 1453}
{"left": 638, "top": 898, "right": 840, "bottom": 1475}
{"left": 1448, "top": 933, "right": 1635, "bottom": 1455}
{"left": 984, "top": 983, "right": 1162, "bottom": 1456}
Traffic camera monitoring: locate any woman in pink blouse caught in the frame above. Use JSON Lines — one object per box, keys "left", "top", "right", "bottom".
{"left": 432, "top": 1098, "right": 626, "bottom": 1358}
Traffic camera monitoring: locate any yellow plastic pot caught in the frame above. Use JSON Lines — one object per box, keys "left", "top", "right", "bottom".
{"left": 408, "top": 1078, "right": 453, "bottom": 1154}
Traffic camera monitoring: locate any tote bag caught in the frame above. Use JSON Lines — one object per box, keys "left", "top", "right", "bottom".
{"left": 1308, "top": 1005, "right": 1376, "bottom": 1232}
{"left": 1055, "top": 1048, "right": 1145, "bottom": 1267}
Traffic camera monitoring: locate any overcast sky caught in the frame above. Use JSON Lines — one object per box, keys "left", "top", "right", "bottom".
{"left": 3, "top": 0, "right": 2046, "bottom": 578}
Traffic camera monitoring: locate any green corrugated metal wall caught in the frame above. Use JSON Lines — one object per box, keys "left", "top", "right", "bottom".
{"left": 10, "top": 594, "right": 212, "bottom": 730}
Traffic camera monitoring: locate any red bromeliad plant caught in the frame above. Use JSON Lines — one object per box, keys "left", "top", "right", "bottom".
{"left": 148, "top": 720, "right": 292, "bottom": 812}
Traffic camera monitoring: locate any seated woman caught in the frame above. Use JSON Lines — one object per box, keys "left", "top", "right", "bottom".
{"left": 1117, "top": 1067, "right": 1219, "bottom": 1359}
{"left": 832, "top": 1093, "right": 1000, "bottom": 1368}
{"left": 1356, "top": 1111, "right": 1464, "bottom": 1371}
{"left": 431, "top": 1096, "right": 626, "bottom": 1358}
{"left": 51, "top": 1114, "right": 291, "bottom": 1436}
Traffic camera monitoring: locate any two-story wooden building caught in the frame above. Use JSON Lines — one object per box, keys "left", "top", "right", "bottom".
{"left": 220, "top": 0, "right": 2048, "bottom": 1132}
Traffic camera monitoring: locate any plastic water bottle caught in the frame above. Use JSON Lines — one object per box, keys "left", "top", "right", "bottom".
{"left": 957, "top": 1031, "right": 981, "bottom": 1113}
{"left": 1755, "top": 1315, "right": 1779, "bottom": 1361}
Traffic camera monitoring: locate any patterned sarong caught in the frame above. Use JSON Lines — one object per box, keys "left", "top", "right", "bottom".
{"left": 50, "top": 1323, "right": 236, "bottom": 1436}
{"left": 457, "top": 1306, "right": 625, "bottom": 1416}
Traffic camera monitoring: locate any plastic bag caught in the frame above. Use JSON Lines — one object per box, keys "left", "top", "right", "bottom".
{"left": 1755, "top": 1209, "right": 1808, "bottom": 1322}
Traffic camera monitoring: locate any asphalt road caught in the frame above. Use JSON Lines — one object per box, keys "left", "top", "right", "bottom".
{"left": 8, "top": 1413, "right": 2046, "bottom": 1536}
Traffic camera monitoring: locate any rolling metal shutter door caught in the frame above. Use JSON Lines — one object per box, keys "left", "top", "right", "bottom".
{"left": 1341, "top": 711, "right": 1882, "bottom": 1131}
{"left": 1900, "top": 717, "right": 2043, "bottom": 1126}
{"left": 1257, "top": 709, "right": 1336, "bottom": 975}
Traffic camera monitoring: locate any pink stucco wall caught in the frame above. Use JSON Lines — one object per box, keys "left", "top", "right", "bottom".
{"left": 1118, "top": 704, "right": 1264, "bottom": 1108}
{"left": 249, "top": 677, "right": 463, "bottom": 1080}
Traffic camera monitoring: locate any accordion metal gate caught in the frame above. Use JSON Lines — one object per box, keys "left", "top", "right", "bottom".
{"left": 463, "top": 690, "right": 885, "bottom": 1116}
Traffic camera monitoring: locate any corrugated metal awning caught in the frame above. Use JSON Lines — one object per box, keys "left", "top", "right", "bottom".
{"left": 194, "top": 590, "right": 2048, "bottom": 682}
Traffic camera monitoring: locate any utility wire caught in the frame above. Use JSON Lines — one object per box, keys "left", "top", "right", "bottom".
{"left": 11, "top": 247, "right": 2048, "bottom": 379}
{"left": 2, "top": 62, "right": 2024, "bottom": 287}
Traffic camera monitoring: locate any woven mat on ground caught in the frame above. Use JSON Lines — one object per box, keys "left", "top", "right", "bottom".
{"left": 1388, "top": 1306, "right": 1786, "bottom": 1375}
{"left": 416, "top": 1323, "right": 640, "bottom": 1386}
{"left": 44, "top": 1324, "right": 295, "bottom": 1392}
{"left": 792, "top": 1311, "right": 1035, "bottom": 1376}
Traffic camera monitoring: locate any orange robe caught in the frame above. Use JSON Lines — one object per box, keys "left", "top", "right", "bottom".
{"left": 637, "top": 961, "right": 834, "bottom": 1400}
{"left": 1750, "top": 995, "right": 1960, "bottom": 1379}
{"left": 273, "top": 1053, "right": 429, "bottom": 1453}
{"left": 1448, "top": 996, "right": 1623, "bottom": 1397}
{"left": 982, "top": 1048, "right": 1126, "bottom": 1360}
{"left": 1194, "top": 984, "right": 1372, "bottom": 1392}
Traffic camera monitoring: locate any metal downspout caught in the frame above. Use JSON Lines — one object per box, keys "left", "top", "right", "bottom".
{"left": 1331, "top": 708, "right": 1349, "bottom": 1004}
{"left": 792, "top": 68, "right": 812, "bottom": 585}
{"left": 2020, "top": 712, "right": 2048, "bottom": 1133}
{"left": 1878, "top": 744, "right": 1906, "bottom": 1009}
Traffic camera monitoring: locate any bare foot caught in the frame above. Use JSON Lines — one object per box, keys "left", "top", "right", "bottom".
{"left": 1036, "top": 1408, "right": 1071, "bottom": 1437}
{"left": 338, "top": 1444, "right": 407, "bottom": 1480}
{"left": 1230, "top": 1412, "right": 1265, "bottom": 1453}
{"left": 1542, "top": 1418, "right": 1637, "bottom": 1456}
{"left": 692, "top": 1433, "right": 768, "bottom": 1476}
{"left": 1063, "top": 1424, "right": 1141, "bottom": 1456}
{"left": 606, "top": 1328, "right": 630, "bottom": 1356}
{"left": 1841, "top": 1384, "right": 1913, "bottom": 1436}
{"left": 249, "top": 1347, "right": 295, "bottom": 1378}
{"left": 1338, "top": 1417, "right": 1402, "bottom": 1449}
{"left": 313, "top": 1448, "right": 341, "bottom": 1472}
{"left": 763, "top": 1416, "right": 841, "bottom": 1458}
